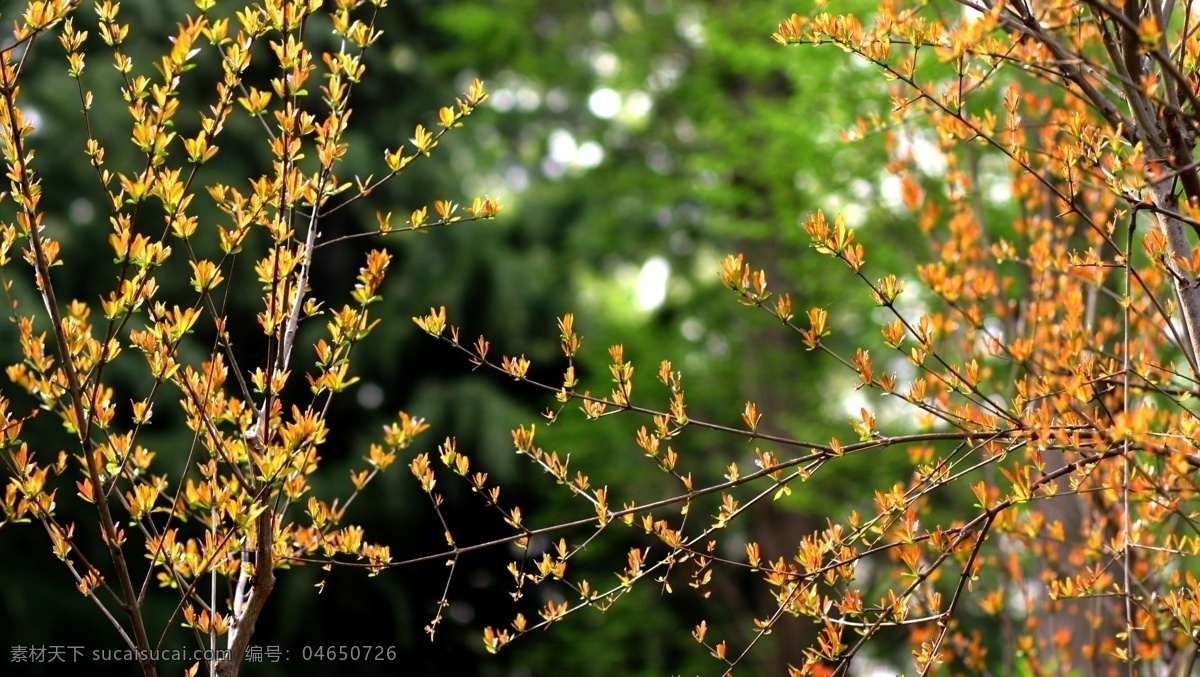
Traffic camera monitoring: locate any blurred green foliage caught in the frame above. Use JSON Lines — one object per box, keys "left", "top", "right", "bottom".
{"left": 0, "top": 0, "right": 974, "bottom": 674}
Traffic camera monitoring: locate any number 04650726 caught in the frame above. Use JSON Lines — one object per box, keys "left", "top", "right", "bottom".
{"left": 300, "top": 645, "right": 397, "bottom": 661}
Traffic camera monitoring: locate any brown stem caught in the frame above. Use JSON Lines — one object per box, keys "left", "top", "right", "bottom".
{"left": 0, "top": 54, "right": 156, "bottom": 676}
{"left": 214, "top": 508, "right": 276, "bottom": 677}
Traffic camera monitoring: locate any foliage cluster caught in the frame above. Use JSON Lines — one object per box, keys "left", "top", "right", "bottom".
{"left": 0, "top": 1, "right": 500, "bottom": 675}
{"left": 10, "top": 0, "right": 1200, "bottom": 675}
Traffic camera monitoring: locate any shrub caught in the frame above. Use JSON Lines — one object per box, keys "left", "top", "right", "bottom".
{"left": 9, "top": 0, "right": 1200, "bottom": 675}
